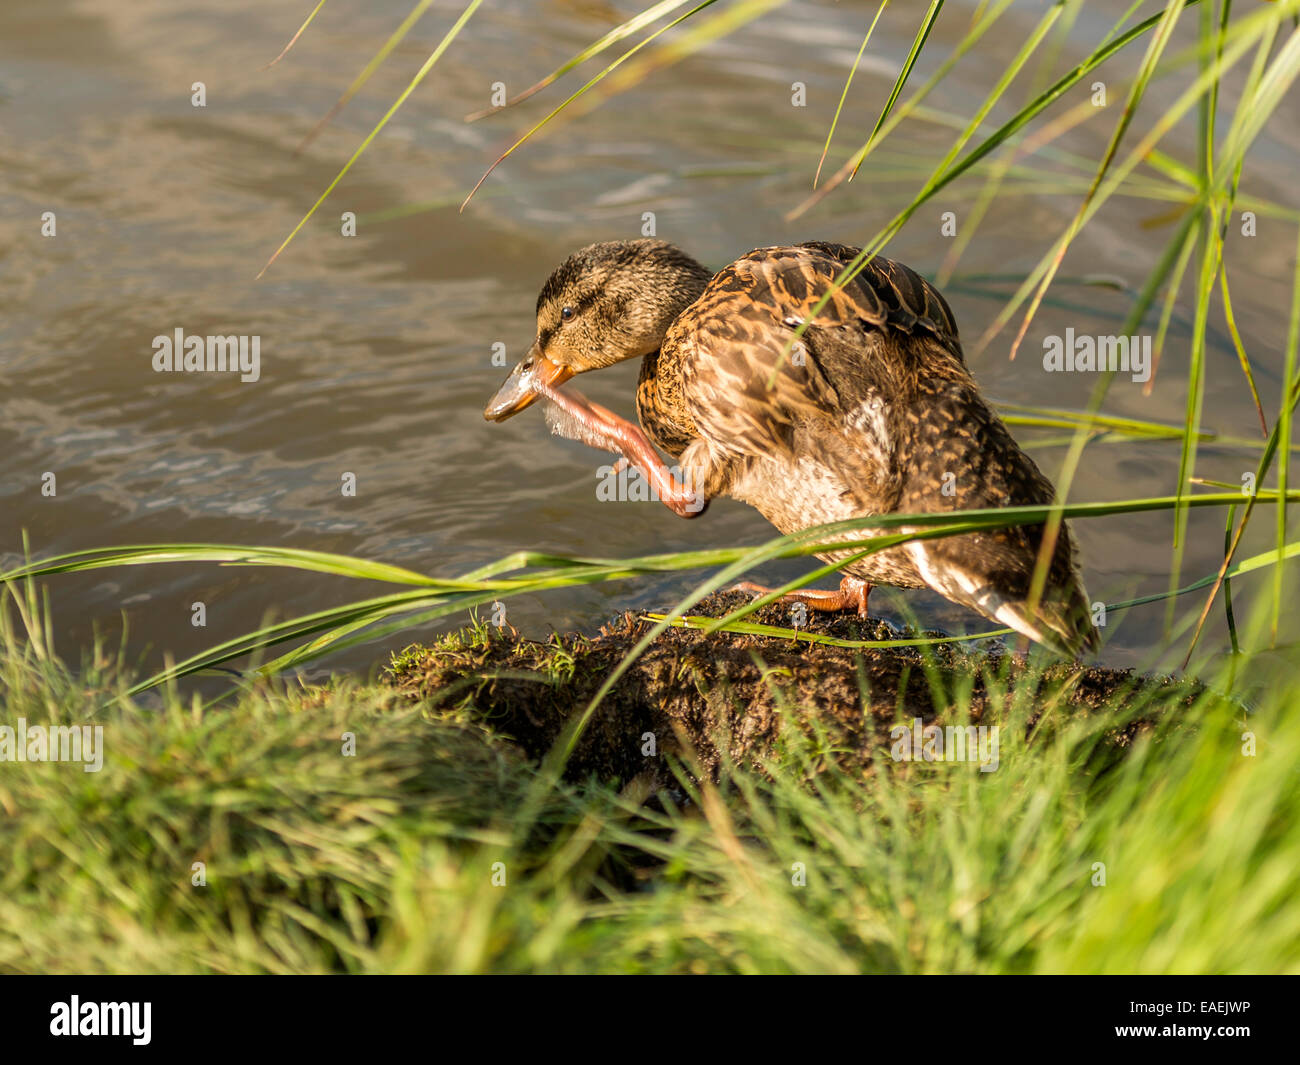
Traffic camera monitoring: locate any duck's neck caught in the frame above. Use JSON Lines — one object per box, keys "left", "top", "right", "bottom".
{"left": 600, "top": 245, "right": 712, "bottom": 367}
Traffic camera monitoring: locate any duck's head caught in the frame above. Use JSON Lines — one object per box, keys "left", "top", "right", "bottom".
{"left": 484, "top": 239, "right": 712, "bottom": 421}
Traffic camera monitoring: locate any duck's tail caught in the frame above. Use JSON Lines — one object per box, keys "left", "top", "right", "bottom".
{"left": 980, "top": 580, "right": 1100, "bottom": 658}
{"left": 905, "top": 539, "right": 1100, "bottom": 658}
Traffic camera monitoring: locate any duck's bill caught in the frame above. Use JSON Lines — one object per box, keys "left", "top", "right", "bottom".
{"left": 483, "top": 345, "right": 575, "bottom": 421}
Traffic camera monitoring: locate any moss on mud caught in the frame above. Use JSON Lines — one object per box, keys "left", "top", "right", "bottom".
{"left": 387, "top": 592, "right": 1206, "bottom": 785}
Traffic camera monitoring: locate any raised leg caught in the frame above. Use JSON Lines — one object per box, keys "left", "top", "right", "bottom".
{"left": 536, "top": 379, "right": 707, "bottom": 518}
{"left": 734, "top": 574, "right": 873, "bottom": 618}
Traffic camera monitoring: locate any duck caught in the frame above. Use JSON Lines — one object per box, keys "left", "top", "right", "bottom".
{"left": 484, "top": 238, "right": 1099, "bottom": 656}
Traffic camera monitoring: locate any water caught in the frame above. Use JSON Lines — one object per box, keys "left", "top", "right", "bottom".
{"left": 2, "top": 0, "right": 1297, "bottom": 679}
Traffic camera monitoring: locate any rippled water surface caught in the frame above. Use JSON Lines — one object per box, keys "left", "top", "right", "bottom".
{"left": 3, "top": 0, "right": 1298, "bottom": 675}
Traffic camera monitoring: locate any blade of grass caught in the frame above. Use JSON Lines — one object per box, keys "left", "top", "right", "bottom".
{"left": 653, "top": 533, "right": 1300, "bottom": 648}
{"left": 1224, "top": 501, "right": 1240, "bottom": 656}
{"left": 1184, "top": 347, "right": 1300, "bottom": 663}
{"left": 847, "top": 0, "right": 943, "bottom": 181}
{"left": 931, "top": 0, "right": 1112, "bottom": 284}
{"left": 257, "top": 0, "right": 485, "bottom": 279}
{"left": 1143, "top": 203, "right": 1201, "bottom": 396}
{"left": 1273, "top": 223, "right": 1300, "bottom": 643}
{"left": 646, "top": 613, "right": 1010, "bottom": 648}
{"left": 1219, "top": 260, "right": 1269, "bottom": 436}
{"left": 18, "top": 488, "right": 1300, "bottom": 697}
{"left": 295, "top": 0, "right": 438, "bottom": 155}
{"left": 1166, "top": 206, "right": 1222, "bottom": 637}
{"left": 814, "top": 0, "right": 890, "bottom": 189}
{"left": 464, "top": 0, "right": 692, "bottom": 121}
{"left": 983, "top": 3, "right": 1297, "bottom": 356}
{"left": 461, "top": 0, "right": 793, "bottom": 211}
{"left": 264, "top": 0, "right": 330, "bottom": 70}
{"left": 994, "top": 401, "right": 1216, "bottom": 441}
{"left": 460, "top": 0, "right": 727, "bottom": 210}
{"left": 0, "top": 544, "right": 452, "bottom": 587}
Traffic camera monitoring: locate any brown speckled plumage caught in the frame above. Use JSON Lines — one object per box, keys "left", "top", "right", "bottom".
{"left": 490, "top": 239, "right": 1099, "bottom": 655}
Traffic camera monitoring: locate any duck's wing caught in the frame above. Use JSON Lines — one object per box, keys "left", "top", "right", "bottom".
{"left": 897, "top": 376, "right": 1099, "bottom": 655}
{"left": 796, "top": 241, "right": 961, "bottom": 354}
{"left": 667, "top": 242, "right": 962, "bottom": 486}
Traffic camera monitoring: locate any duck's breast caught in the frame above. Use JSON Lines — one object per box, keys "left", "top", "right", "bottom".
{"left": 728, "top": 452, "right": 859, "bottom": 535}
{"left": 725, "top": 450, "right": 925, "bottom": 588}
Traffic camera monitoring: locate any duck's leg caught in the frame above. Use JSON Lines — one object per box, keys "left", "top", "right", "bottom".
{"left": 734, "top": 575, "right": 873, "bottom": 619}
{"left": 535, "top": 379, "right": 707, "bottom": 518}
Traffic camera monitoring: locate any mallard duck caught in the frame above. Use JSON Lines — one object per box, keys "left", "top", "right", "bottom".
{"left": 484, "top": 239, "right": 1099, "bottom": 656}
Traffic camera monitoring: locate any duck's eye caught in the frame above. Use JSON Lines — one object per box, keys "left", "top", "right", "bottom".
{"left": 561, "top": 306, "right": 575, "bottom": 322}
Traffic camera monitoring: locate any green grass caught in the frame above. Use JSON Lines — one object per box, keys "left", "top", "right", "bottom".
{"left": 1, "top": 593, "right": 1296, "bottom": 974}
{"left": 5, "top": 486, "right": 1299, "bottom": 702}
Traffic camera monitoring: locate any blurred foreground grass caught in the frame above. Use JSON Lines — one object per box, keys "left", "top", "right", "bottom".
{"left": 1, "top": 601, "right": 1296, "bottom": 975}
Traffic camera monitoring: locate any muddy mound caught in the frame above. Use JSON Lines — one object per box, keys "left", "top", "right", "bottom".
{"left": 387, "top": 592, "right": 1206, "bottom": 783}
